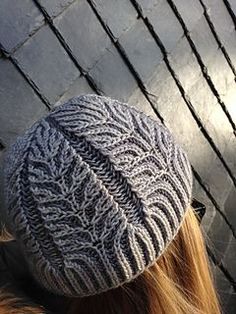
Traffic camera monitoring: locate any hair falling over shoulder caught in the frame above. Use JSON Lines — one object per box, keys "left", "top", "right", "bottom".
{"left": 0, "top": 206, "right": 222, "bottom": 314}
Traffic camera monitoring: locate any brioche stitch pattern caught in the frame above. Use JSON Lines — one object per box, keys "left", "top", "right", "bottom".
{"left": 4, "top": 94, "right": 193, "bottom": 297}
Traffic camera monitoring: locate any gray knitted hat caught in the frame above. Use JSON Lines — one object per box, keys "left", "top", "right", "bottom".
{"left": 4, "top": 94, "right": 193, "bottom": 297}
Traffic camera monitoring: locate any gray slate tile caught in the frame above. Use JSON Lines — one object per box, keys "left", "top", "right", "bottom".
{"left": 169, "top": 37, "right": 202, "bottom": 91}
{"left": 223, "top": 236, "right": 236, "bottom": 281}
{"left": 212, "top": 265, "right": 233, "bottom": 312}
{"left": 142, "top": 1, "right": 183, "bottom": 53}
{"left": 203, "top": 0, "right": 235, "bottom": 46}
{"left": 227, "top": 0, "right": 236, "bottom": 15}
{"left": 119, "top": 19, "right": 163, "bottom": 83}
{"left": 128, "top": 88, "right": 159, "bottom": 121}
{"left": 13, "top": 25, "right": 80, "bottom": 105}
{"left": 190, "top": 16, "right": 218, "bottom": 65}
{"left": 203, "top": 0, "right": 236, "bottom": 69}
{"left": 37, "top": 0, "right": 75, "bottom": 18}
{"left": 135, "top": 0, "right": 158, "bottom": 13}
{"left": 226, "top": 292, "right": 236, "bottom": 314}
{"left": 206, "top": 105, "right": 236, "bottom": 173}
{"left": 224, "top": 31, "right": 236, "bottom": 69}
{"left": 0, "top": 59, "right": 47, "bottom": 145}
{"left": 54, "top": 0, "right": 111, "bottom": 71}
{"left": 221, "top": 83, "right": 236, "bottom": 126}
{"left": 192, "top": 178, "right": 216, "bottom": 235}
{"left": 225, "top": 187, "right": 236, "bottom": 231}
{"left": 207, "top": 50, "right": 235, "bottom": 97}
{"left": 224, "top": 134, "right": 236, "bottom": 177}
{"left": 208, "top": 212, "right": 232, "bottom": 262}
{"left": 172, "top": 0, "right": 204, "bottom": 31}
{"left": 91, "top": 0, "right": 137, "bottom": 39}
{"left": 89, "top": 45, "right": 137, "bottom": 102}
{"left": 147, "top": 61, "right": 233, "bottom": 207}
{"left": 54, "top": 75, "right": 94, "bottom": 107}
{"left": 0, "top": 0, "right": 44, "bottom": 53}
{"left": 147, "top": 61, "right": 183, "bottom": 119}
{"left": 187, "top": 76, "right": 218, "bottom": 123}
{"left": 203, "top": 154, "right": 233, "bottom": 208}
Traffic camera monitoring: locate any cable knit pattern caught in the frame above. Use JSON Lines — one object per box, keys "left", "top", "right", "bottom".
{"left": 4, "top": 94, "right": 193, "bottom": 297}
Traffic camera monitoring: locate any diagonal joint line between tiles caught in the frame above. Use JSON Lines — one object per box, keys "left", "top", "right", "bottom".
{"left": 199, "top": 0, "right": 236, "bottom": 79}
{"left": 86, "top": 0, "right": 164, "bottom": 123}
{"left": 32, "top": 0, "right": 103, "bottom": 96}
{"left": 222, "top": 0, "right": 236, "bottom": 29}
{"left": 129, "top": 0, "right": 236, "bottom": 189}
{"left": 166, "top": 0, "right": 236, "bottom": 135}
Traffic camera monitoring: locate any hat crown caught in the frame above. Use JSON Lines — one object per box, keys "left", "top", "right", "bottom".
{"left": 4, "top": 94, "right": 192, "bottom": 297}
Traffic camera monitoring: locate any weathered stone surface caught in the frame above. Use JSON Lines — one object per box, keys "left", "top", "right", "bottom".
{"left": 203, "top": 0, "right": 235, "bottom": 45}
{"left": 225, "top": 187, "right": 236, "bottom": 231}
{"left": 119, "top": 19, "right": 163, "bottom": 83}
{"left": 207, "top": 50, "right": 235, "bottom": 97}
{"left": 135, "top": 0, "right": 188, "bottom": 62}
{"left": 206, "top": 105, "right": 236, "bottom": 174}
{"left": 148, "top": 60, "right": 233, "bottom": 208}
{"left": 13, "top": 25, "right": 80, "bottom": 105}
{"left": 89, "top": 45, "right": 137, "bottom": 102}
{"left": 187, "top": 76, "right": 218, "bottom": 122}
{"left": 212, "top": 265, "right": 233, "bottom": 311}
{"left": 191, "top": 16, "right": 218, "bottom": 65}
{"left": 192, "top": 178, "right": 216, "bottom": 234}
{"left": 38, "top": 0, "right": 75, "bottom": 18}
{"left": 54, "top": 75, "right": 94, "bottom": 107}
{"left": 224, "top": 134, "right": 236, "bottom": 177}
{"left": 0, "top": 59, "right": 47, "bottom": 145}
{"left": 227, "top": 0, "right": 236, "bottom": 15}
{"left": 221, "top": 83, "right": 236, "bottom": 126}
{"left": 202, "top": 0, "right": 236, "bottom": 69}
{"left": 128, "top": 87, "right": 159, "bottom": 121}
{"left": 223, "top": 236, "right": 236, "bottom": 280}
{"left": 0, "top": 0, "right": 44, "bottom": 53}
{"left": 140, "top": 1, "right": 183, "bottom": 53}
{"left": 169, "top": 37, "right": 202, "bottom": 91}
{"left": 91, "top": 0, "right": 137, "bottom": 39}
{"left": 172, "top": 0, "right": 204, "bottom": 30}
{"left": 203, "top": 155, "right": 233, "bottom": 208}
{"left": 208, "top": 213, "right": 232, "bottom": 262}
{"left": 226, "top": 292, "right": 236, "bottom": 314}
{"left": 54, "top": 0, "right": 111, "bottom": 71}
{"left": 147, "top": 61, "right": 183, "bottom": 120}
{"left": 224, "top": 31, "right": 236, "bottom": 69}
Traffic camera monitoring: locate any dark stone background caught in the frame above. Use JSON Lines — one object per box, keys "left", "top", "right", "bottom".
{"left": 0, "top": 0, "right": 236, "bottom": 312}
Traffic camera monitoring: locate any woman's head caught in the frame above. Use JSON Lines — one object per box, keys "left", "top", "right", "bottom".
{"left": 2, "top": 94, "right": 220, "bottom": 313}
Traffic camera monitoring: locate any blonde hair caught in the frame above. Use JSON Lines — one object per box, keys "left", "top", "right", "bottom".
{"left": 0, "top": 206, "right": 221, "bottom": 314}
{"left": 68, "top": 206, "right": 221, "bottom": 314}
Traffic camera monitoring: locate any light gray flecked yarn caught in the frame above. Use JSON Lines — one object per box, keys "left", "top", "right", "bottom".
{"left": 4, "top": 94, "right": 193, "bottom": 297}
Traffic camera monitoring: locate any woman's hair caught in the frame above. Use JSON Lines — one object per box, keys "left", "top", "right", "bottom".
{"left": 0, "top": 206, "right": 221, "bottom": 314}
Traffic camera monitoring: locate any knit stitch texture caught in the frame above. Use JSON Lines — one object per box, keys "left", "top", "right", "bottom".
{"left": 4, "top": 94, "right": 193, "bottom": 297}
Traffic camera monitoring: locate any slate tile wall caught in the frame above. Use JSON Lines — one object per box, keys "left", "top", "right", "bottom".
{"left": 0, "top": 0, "right": 235, "bottom": 311}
